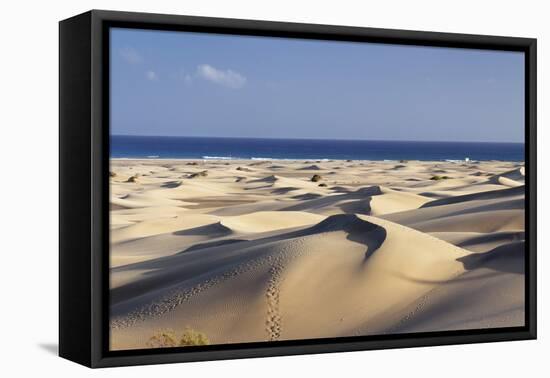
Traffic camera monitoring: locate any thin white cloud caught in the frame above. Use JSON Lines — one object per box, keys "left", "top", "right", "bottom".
{"left": 118, "top": 47, "right": 143, "bottom": 64}
{"left": 175, "top": 68, "right": 193, "bottom": 85}
{"left": 146, "top": 70, "right": 158, "bottom": 81}
{"left": 197, "top": 64, "right": 246, "bottom": 89}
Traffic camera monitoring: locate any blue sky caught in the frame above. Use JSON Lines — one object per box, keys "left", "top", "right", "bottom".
{"left": 110, "top": 28, "right": 524, "bottom": 143}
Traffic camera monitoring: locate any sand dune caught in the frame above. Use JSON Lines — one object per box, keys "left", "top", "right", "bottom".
{"left": 386, "top": 241, "right": 525, "bottom": 333}
{"left": 428, "top": 231, "right": 524, "bottom": 253}
{"left": 110, "top": 221, "right": 236, "bottom": 268}
{"left": 490, "top": 166, "right": 525, "bottom": 182}
{"left": 298, "top": 164, "right": 323, "bottom": 170}
{"left": 111, "top": 210, "right": 325, "bottom": 266}
{"left": 369, "top": 187, "right": 431, "bottom": 215}
{"left": 221, "top": 211, "right": 325, "bottom": 233}
{"left": 421, "top": 185, "right": 524, "bottom": 208}
{"left": 111, "top": 214, "right": 220, "bottom": 244}
{"left": 110, "top": 214, "right": 472, "bottom": 348}
{"left": 383, "top": 185, "right": 524, "bottom": 233}
{"left": 109, "top": 159, "right": 525, "bottom": 350}
{"left": 111, "top": 192, "right": 186, "bottom": 209}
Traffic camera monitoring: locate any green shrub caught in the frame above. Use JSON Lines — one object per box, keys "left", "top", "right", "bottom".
{"left": 430, "top": 175, "right": 451, "bottom": 181}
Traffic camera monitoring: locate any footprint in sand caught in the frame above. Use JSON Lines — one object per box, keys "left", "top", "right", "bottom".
{"left": 265, "top": 263, "right": 283, "bottom": 341}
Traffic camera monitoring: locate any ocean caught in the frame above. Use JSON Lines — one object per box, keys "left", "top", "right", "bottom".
{"left": 110, "top": 135, "right": 525, "bottom": 162}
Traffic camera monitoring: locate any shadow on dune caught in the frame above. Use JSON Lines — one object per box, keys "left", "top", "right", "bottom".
{"left": 172, "top": 222, "right": 232, "bottom": 237}
{"left": 161, "top": 181, "right": 183, "bottom": 188}
{"left": 291, "top": 193, "right": 323, "bottom": 200}
{"left": 247, "top": 175, "right": 279, "bottom": 184}
{"left": 392, "top": 241, "right": 524, "bottom": 287}
{"left": 180, "top": 238, "right": 248, "bottom": 253}
{"left": 297, "top": 164, "right": 322, "bottom": 170}
{"left": 456, "top": 241, "right": 525, "bottom": 274}
{"left": 271, "top": 187, "right": 300, "bottom": 195}
{"left": 339, "top": 198, "right": 373, "bottom": 215}
{"left": 303, "top": 214, "right": 387, "bottom": 260}
{"left": 392, "top": 270, "right": 504, "bottom": 285}
{"left": 282, "top": 185, "right": 382, "bottom": 215}
{"left": 420, "top": 185, "right": 524, "bottom": 209}
{"left": 110, "top": 203, "right": 129, "bottom": 210}
{"left": 454, "top": 231, "right": 524, "bottom": 250}
{"left": 487, "top": 167, "right": 525, "bottom": 185}
{"left": 385, "top": 194, "right": 524, "bottom": 233}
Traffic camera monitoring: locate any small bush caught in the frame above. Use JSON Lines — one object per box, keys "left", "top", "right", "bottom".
{"left": 146, "top": 329, "right": 178, "bottom": 348}
{"left": 318, "top": 183, "right": 328, "bottom": 187}
{"left": 126, "top": 174, "right": 139, "bottom": 183}
{"left": 430, "top": 175, "right": 451, "bottom": 181}
{"left": 310, "top": 174, "right": 322, "bottom": 182}
{"left": 179, "top": 327, "right": 210, "bottom": 346}
{"left": 189, "top": 170, "right": 208, "bottom": 179}
{"left": 147, "top": 327, "right": 210, "bottom": 348}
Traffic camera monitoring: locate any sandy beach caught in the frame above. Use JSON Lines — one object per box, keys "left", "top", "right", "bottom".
{"left": 109, "top": 158, "right": 525, "bottom": 350}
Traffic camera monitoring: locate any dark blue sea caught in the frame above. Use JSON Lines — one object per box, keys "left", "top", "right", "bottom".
{"left": 111, "top": 135, "right": 524, "bottom": 162}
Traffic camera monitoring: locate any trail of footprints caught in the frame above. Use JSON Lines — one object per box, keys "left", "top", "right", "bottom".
{"left": 265, "top": 260, "right": 283, "bottom": 341}
{"left": 263, "top": 240, "right": 306, "bottom": 341}
{"left": 111, "top": 253, "right": 271, "bottom": 329}
{"left": 111, "top": 238, "right": 308, "bottom": 340}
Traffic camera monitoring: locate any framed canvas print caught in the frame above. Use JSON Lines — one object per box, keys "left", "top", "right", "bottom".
{"left": 59, "top": 10, "right": 537, "bottom": 368}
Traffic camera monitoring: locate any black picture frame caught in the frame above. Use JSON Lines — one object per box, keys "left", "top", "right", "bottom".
{"left": 59, "top": 9, "right": 537, "bottom": 368}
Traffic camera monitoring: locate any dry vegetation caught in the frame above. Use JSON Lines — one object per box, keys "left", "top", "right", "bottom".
{"left": 146, "top": 328, "right": 210, "bottom": 348}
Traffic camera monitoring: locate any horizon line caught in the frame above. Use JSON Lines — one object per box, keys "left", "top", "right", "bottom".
{"left": 111, "top": 133, "right": 524, "bottom": 144}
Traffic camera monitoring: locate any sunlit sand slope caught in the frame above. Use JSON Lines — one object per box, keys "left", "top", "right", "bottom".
{"left": 109, "top": 159, "right": 525, "bottom": 350}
